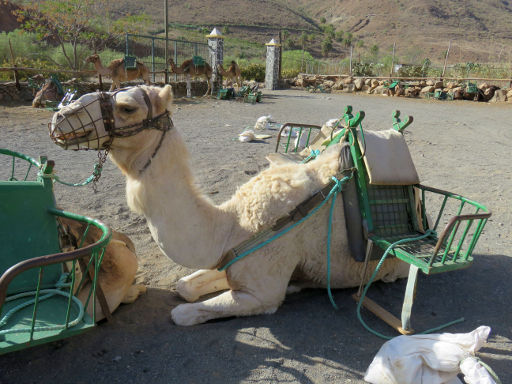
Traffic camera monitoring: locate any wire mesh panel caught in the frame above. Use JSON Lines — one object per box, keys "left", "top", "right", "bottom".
{"left": 368, "top": 185, "right": 416, "bottom": 237}
{"left": 125, "top": 34, "right": 209, "bottom": 83}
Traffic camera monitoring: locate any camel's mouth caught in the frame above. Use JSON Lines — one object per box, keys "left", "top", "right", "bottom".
{"left": 52, "top": 129, "right": 93, "bottom": 147}
{"left": 49, "top": 93, "right": 111, "bottom": 150}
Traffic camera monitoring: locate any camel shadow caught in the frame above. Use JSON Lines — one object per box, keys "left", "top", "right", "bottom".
{"left": 1, "top": 254, "right": 510, "bottom": 383}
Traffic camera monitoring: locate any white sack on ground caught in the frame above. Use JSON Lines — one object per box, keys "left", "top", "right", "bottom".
{"left": 254, "top": 115, "right": 273, "bottom": 130}
{"left": 364, "top": 326, "right": 495, "bottom": 384}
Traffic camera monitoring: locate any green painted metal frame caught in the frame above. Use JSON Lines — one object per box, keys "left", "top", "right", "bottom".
{"left": 0, "top": 149, "right": 111, "bottom": 354}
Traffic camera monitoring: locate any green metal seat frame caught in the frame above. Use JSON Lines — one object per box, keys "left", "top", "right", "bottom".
{"left": 274, "top": 108, "right": 491, "bottom": 335}
{"left": 0, "top": 149, "right": 112, "bottom": 354}
{"left": 124, "top": 55, "right": 138, "bottom": 70}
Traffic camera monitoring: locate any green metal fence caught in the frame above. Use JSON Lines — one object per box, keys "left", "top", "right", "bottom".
{"left": 125, "top": 33, "right": 209, "bottom": 83}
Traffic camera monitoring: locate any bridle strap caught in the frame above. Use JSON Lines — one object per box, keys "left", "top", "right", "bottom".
{"left": 98, "top": 87, "right": 174, "bottom": 173}
{"left": 99, "top": 91, "right": 115, "bottom": 133}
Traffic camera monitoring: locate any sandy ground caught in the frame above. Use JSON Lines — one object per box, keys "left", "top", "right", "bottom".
{"left": 0, "top": 90, "right": 511, "bottom": 383}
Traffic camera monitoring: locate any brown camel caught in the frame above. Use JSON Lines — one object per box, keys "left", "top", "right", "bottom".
{"left": 85, "top": 54, "right": 150, "bottom": 91}
{"left": 217, "top": 61, "right": 242, "bottom": 89}
{"left": 59, "top": 216, "right": 146, "bottom": 321}
{"left": 168, "top": 58, "right": 212, "bottom": 96}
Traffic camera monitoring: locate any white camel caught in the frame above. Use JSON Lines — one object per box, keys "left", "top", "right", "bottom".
{"left": 50, "top": 85, "right": 409, "bottom": 326}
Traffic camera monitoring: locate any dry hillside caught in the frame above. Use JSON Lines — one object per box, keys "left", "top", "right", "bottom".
{"left": 3, "top": 0, "right": 512, "bottom": 62}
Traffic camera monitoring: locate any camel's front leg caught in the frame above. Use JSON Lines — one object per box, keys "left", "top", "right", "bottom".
{"left": 176, "top": 269, "right": 230, "bottom": 302}
{"left": 205, "top": 75, "right": 211, "bottom": 97}
{"left": 171, "top": 289, "right": 279, "bottom": 326}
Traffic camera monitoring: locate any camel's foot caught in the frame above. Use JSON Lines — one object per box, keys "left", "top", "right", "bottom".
{"left": 121, "top": 284, "right": 147, "bottom": 304}
{"left": 171, "top": 290, "right": 278, "bottom": 326}
{"left": 176, "top": 269, "right": 229, "bottom": 303}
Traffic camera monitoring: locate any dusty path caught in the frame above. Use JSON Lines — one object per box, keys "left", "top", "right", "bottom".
{"left": 0, "top": 90, "right": 511, "bottom": 383}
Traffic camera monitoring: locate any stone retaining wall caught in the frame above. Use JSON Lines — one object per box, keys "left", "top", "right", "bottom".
{"left": 292, "top": 74, "right": 512, "bottom": 103}
{"left": 0, "top": 79, "right": 209, "bottom": 106}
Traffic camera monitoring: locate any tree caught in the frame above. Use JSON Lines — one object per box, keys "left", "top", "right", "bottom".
{"left": 15, "top": 0, "right": 150, "bottom": 70}
{"left": 370, "top": 44, "right": 379, "bottom": 59}
{"left": 321, "top": 37, "right": 333, "bottom": 57}
{"left": 335, "top": 30, "right": 344, "bottom": 42}
{"left": 320, "top": 16, "right": 326, "bottom": 24}
{"left": 343, "top": 32, "right": 353, "bottom": 48}
{"left": 322, "top": 24, "right": 335, "bottom": 40}
{"left": 299, "top": 31, "right": 308, "bottom": 50}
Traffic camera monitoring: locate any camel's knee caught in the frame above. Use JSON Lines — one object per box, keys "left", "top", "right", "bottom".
{"left": 121, "top": 284, "right": 147, "bottom": 304}
{"left": 176, "top": 269, "right": 228, "bottom": 302}
{"left": 176, "top": 277, "right": 200, "bottom": 302}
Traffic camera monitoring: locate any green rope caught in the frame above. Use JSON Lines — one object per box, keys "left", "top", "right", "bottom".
{"left": 219, "top": 175, "right": 352, "bottom": 277}
{"left": 356, "top": 230, "right": 467, "bottom": 340}
{"left": 38, "top": 163, "right": 102, "bottom": 187}
{"left": 301, "top": 149, "right": 320, "bottom": 164}
{"left": 471, "top": 357, "right": 502, "bottom": 384}
{"left": 326, "top": 176, "right": 342, "bottom": 309}
{"left": 0, "top": 274, "right": 85, "bottom": 335}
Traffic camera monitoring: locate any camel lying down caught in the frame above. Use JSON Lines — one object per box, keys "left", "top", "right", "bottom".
{"left": 59, "top": 217, "right": 146, "bottom": 321}
{"left": 50, "top": 85, "right": 408, "bottom": 326}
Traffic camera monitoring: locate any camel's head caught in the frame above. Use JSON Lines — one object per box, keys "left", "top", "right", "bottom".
{"left": 49, "top": 85, "right": 173, "bottom": 150}
{"left": 85, "top": 54, "right": 100, "bottom": 64}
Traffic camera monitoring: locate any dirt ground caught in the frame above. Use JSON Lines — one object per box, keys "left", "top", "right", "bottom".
{"left": 0, "top": 90, "right": 511, "bottom": 383}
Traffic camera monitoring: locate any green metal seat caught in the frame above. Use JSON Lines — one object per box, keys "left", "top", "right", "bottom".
{"left": 124, "top": 55, "right": 138, "bottom": 70}
{"left": 0, "top": 149, "right": 111, "bottom": 354}
{"left": 344, "top": 117, "right": 491, "bottom": 335}
{"left": 273, "top": 109, "right": 491, "bottom": 336}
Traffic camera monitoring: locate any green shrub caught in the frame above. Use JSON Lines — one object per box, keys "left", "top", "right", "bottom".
{"left": 240, "top": 63, "right": 265, "bottom": 82}
{"left": 352, "top": 62, "right": 375, "bottom": 76}
{"left": 281, "top": 69, "right": 299, "bottom": 79}
{"left": 0, "top": 30, "right": 42, "bottom": 63}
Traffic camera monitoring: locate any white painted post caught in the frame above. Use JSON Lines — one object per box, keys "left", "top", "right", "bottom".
{"left": 207, "top": 28, "right": 224, "bottom": 96}
{"left": 265, "top": 38, "right": 281, "bottom": 90}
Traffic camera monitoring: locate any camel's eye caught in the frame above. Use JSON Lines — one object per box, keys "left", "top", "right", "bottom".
{"left": 120, "top": 106, "right": 137, "bottom": 114}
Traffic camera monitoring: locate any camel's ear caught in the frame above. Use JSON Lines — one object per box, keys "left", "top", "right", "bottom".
{"left": 158, "top": 84, "right": 173, "bottom": 110}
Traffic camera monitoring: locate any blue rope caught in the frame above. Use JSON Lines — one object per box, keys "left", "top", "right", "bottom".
{"left": 219, "top": 175, "right": 352, "bottom": 279}
{"left": 356, "top": 230, "right": 466, "bottom": 339}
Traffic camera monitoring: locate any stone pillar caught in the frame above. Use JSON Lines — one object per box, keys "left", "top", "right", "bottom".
{"left": 207, "top": 28, "right": 224, "bottom": 96}
{"left": 265, "top": 38, "right": 281, "bottom": 90}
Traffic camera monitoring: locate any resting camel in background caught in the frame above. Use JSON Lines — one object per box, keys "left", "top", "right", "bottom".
{"left": 217, "top": 61, "right": 242, "bottom": 89}
{"left": 168, "top": 58, "right": 212, "bottom": 96}
{"left": 50, "top": 85, "right": 408, "bottom": 326}
{"left": 85, "top": 54, "right": 150, "bottom": 91}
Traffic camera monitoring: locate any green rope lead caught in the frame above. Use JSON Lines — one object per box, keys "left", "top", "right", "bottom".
{"left": 219, "top": 174, "right": 352, "bottom": 273}
{"left": 326, "top": 176, "right": 342, "bottom": 309}
{"left": 0, "top": 274, "right": 85, "bottom": 335}
{"left": 39, "top": 163, "right": 102, "bottom": 187}
{"left": 356, "top": 230, "right": 466, "bottom": 340}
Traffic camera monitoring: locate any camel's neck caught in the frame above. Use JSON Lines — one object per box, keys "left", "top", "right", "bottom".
{"left": 93, "top": 60, "right": 110, "bottom": 76}
{"left": 109, "top": 130, "right": 236, "bottom": 269}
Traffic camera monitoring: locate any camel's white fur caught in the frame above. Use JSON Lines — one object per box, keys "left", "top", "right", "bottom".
{"left": 52, "top": 85, "right": 408, "bottom": 326}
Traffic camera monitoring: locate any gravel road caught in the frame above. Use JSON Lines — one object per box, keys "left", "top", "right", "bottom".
{"left": 0, "top": 89, "right": 510, "bottom": 383}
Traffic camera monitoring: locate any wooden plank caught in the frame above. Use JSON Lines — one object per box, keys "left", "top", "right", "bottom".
{"left": 352, "top": 293, "right": 414, "bottom": 335}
